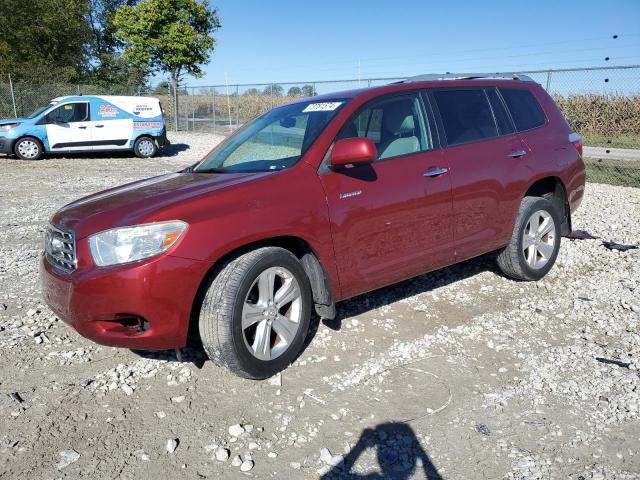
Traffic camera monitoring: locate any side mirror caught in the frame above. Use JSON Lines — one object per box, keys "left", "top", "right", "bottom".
{"left": 330, "top": 137, "right": 377, "bottom": 168}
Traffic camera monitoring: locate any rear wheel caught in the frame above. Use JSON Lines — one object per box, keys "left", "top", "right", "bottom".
{"left": 14, "top": 137, "right": 43, "bottom": 160}
{"left": 497, "top": 196, "right": 561, "bottom": 281}
{"left": 198, "top": 247, "right": 312, "bottom": 379}
{"left": 133, "top": 136, "right": 157, "bottom": 158}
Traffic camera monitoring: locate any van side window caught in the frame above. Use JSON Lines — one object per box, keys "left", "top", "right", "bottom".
{"left": 499, "top": 88, "right": 546, "bottom": 131}
{"left": 47, "top": 103, "right": 89, "bottom": 124}
{"left": 336, "top": 94, "right": 431, "bottom": 159}
{"left": 486, "top": 88, "right": 515, "bottom": 135}
{"left": 432, "top": 89, "right": 498, "bottom": 146}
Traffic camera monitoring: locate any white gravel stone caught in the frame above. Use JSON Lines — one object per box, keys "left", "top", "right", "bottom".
{"left": 214, "top": 447, "right": 230, "bottom": 462}
{"left": 228, "top": 424, "right": 245, "bottom": 437}
{"left": 57, "top": 449, "right": 80, "bottom": 470}
{"left": 240, "top": 459, "right": 254, "bottom": 472}
{"left": 166, "top": 439, "right": 178, "bottom": 454}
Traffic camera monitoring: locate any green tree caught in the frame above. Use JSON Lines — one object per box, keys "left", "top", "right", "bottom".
{"left": 86, "top": 0, "right": 147, "bottom": 90}
{"left": 301, "top": 84, "right": 317, "bottom": 97}
{"left": 263, "top": 84, "right": 283, "bottom": 96}
{"left": 0, "top": 0, "right": 92, "bottom": 82}
{"left": 113, "top": 0, "right": 221, "bottom": 106}
{"left": 244, "top": 88, "right": 261, "bottom": 96}
{"left": 287, "top": 86, "right": 302, "bottom": 97}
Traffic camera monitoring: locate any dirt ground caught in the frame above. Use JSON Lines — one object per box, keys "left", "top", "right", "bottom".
{"left": 0, "top": 132, "right": 639, "bottom": 480}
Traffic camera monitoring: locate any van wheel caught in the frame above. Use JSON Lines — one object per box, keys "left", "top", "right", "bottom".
{"left": 497, "top": 196, "right": 561, "bottom": 281}
{"left": 199, "top": 247, "right": 312, "bottom": 379}
{"left": 14, "top": 137, "right": 43, "bottom": 160}
{"left": 133, "top": 136, "right": 157, "bottom": 158}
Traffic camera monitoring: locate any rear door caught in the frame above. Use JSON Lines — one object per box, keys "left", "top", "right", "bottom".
{"left": 319, "top": 92, "right": 454, "bottom": 299}
{"left": 44, "top": 102, "right": 93, "bottom": 151}
{"left": 428, "top": 87, "right": 529, "bottom": 262}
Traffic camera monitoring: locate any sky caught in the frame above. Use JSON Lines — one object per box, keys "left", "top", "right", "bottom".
{"left": 186, "top": 0, "right": 640, "bottom": 88}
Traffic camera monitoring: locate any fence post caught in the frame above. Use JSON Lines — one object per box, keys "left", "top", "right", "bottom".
{"left": 545, "top": 71, "right": 552, "bottom": 92}
{"left": 8, "top": 75, "right": 17, "bottom": 118}
{"left": 236, "top": 84, "right": 240, "bottom": 128}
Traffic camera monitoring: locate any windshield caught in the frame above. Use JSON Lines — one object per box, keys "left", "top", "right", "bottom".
{"left": 27, "top": 103, "right": 55, "bottom": 119}
{"left": 195, "top": 99, "right": 348, "bottom": 173}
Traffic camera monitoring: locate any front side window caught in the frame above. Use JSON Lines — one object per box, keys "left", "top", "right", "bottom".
{"left": 433, "top": 89, "right": 498, "bottom": 146}
{"left": 336, "top": 93, "right": 431, "bottom": 160}
{"left": 499, "top": 88, "right": 546, "bottom": 131}
{"left": 47, "top": 103, "right": 89, "bottom": 123}
{"left": 195, "top": 99, "right": 347, "bottom": 173}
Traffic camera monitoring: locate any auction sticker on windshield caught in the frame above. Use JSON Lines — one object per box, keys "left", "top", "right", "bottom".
{"left": 302, "top": 102, "right": 343, "bottom": 112}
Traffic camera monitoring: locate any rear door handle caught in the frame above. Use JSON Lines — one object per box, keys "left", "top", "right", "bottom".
{"left": 509, "top": 150, "right": 527, "bottom": 158}
{"left": 77, "top": 126, "right": 87, "bottom": 129}
{"left": 95, "top": 125, "right": 105, "bottom": 128}
{"left": 424, "top": 167, "right": 448, "bottom": 177}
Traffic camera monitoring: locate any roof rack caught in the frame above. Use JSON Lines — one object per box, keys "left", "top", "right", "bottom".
{"left": 402, "top": 72, "right": 534, "bottom": 83}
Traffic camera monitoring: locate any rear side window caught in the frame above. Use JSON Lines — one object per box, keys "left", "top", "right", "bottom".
{"left": 432, "top": 89, "right": 498, "bottom": 146}
{"left": 499, "top": 88, "right": 546, "bottom": 131}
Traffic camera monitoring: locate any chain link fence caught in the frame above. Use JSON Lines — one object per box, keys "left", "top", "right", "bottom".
{"left": 0, "top": 82, "right": 143, "bottom": 120}
{"left": 164, "top": 65, "right": 640, "bottom": 187}
{"left": 1, "top": 66, "right": 639, "bottom": 187}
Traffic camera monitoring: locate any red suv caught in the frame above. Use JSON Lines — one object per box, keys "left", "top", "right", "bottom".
{"left": 41, "top": 74, "right": 585, "bottom": 379}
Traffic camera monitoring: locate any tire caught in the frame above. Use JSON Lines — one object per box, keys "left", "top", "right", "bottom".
{"left": 133, "top": 136, "right": 157, "bottom": 158}
{"left": 497, "top": 196, "right": 562, "bottom": 281}
{"left": 14, "top": 137, "right": 43, "bottom": 160}
{"left": 199, "top": 247, "right": 312, "bottom": 379}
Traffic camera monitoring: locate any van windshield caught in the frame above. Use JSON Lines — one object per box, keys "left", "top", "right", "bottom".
{"left": 195, "top": 99, "right": 348, "bottom": 173}
{"left": 27, "top": 103, "right": 55, "bottom": 119}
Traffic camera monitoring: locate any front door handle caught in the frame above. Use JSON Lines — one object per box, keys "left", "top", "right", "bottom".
{"left": 424, "top": 167, "right": 448, "bottom": 177}
{"left": 77, "top": 126, "right": 87, "bottom": 129}
{"left": 509, "top": 150, "right": 528, "bottom": 158}
{"left": 95, "top": 125, "right": 105, "bottom": 128}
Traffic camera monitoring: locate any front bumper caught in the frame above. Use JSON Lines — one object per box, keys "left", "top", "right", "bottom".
{"left": 40, "top": 251, "right": 211, "bottom": 350}
{"left": 0, "top": 136, "right": 13, "bottom": 155}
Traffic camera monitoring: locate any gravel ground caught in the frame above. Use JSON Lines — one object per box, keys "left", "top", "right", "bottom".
{"left": 0, "top": 132, "right": 639, "bottom": 479}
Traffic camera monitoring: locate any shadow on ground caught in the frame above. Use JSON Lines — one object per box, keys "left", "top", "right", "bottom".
{"left": 321, "top": 422, "right": 442, "bottom": 479}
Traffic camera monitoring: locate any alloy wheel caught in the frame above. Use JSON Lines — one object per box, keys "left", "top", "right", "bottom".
{"left": 241, "top": 266, "right": 302, "bottom": 361}
{"left": 522, "top": 209, "right": 556, "bottom": 269}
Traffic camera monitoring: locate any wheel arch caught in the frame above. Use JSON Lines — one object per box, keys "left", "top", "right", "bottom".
{"left": 523, "top": 176, "right": 571, "bottom": 235}
{"left": 187, "top": 235, "right": 336, "bottom": 346}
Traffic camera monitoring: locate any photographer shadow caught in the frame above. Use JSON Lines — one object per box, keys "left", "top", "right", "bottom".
{"left": 321, "top": 422, "right": 442, "bottom": 479}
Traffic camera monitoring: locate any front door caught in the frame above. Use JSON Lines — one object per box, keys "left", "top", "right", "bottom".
{"left": 44, "top": 102, "right": 93, "bottom": 151}
{"left": 320, "top": 92, "right": 454, "bottom": 299}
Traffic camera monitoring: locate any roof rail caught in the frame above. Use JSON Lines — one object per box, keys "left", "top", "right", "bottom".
{"left": 402, "top": 72, "right": 535, "bottom": 83}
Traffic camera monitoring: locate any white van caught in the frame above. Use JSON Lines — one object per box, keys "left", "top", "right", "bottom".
{"left": 0, "top": 95, "right": 167, "bottom": 160}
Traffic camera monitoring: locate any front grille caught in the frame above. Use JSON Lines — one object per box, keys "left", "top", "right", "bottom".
{"left": 45, "top": 224, "right": 77, "bottom": 272}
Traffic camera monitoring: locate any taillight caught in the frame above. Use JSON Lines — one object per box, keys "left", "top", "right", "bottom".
{"left": 569, "top": 132, "right": 583, "bottom": 158}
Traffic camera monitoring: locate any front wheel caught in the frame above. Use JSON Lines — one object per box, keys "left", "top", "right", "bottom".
{"left": 14, "top": 137, "right": 43, "bottom": 160}
{"left": 199, "top": 247, "right": 312, "bottom": 379}
{"left": 497, "top": 196, "right": 561, "bottom": 281}
{"left": 133, "top": 136, "right": 157, "bottom": 158}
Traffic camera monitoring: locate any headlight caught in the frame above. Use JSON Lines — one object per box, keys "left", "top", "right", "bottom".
{"left": 0, "top": 123, "right": 19, "bottom": 131}
{"left": 88, "top": 221, "right": 188, "bottom": 266}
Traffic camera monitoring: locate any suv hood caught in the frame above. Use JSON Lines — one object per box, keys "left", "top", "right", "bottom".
{"left": 52, "top": 171, "right": 268, "bottom": 239}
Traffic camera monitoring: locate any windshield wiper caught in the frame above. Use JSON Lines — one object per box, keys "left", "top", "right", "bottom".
{"left": 194, "top": 167, "right": 230, "bottom": 174}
